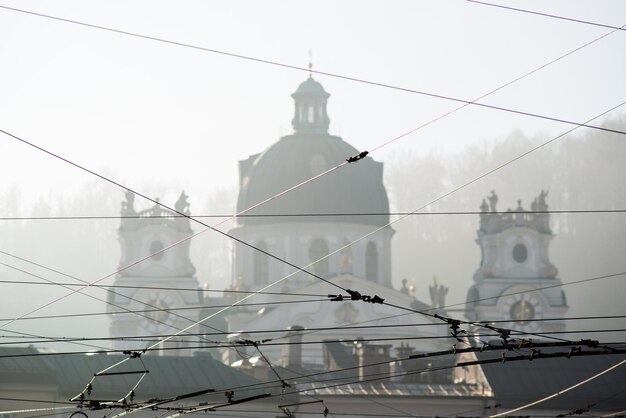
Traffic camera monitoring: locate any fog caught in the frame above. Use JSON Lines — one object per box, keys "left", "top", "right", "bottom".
{"left": 1, "top": 116, "right": 624, "bottom": 351}
{"left": 0, "top": 0, "right": 625, "bottom": 355}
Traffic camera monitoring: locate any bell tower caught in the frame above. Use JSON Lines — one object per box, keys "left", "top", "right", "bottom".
{"left": 107, "top": 191, "right": 202, "bottom": 355}
{"left": 465, "top": 190, "right": 568, "bottom": 337}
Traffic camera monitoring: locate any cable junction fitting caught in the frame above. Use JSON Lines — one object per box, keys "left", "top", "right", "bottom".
{"left": 122, "top": 349, "right": 146, "bottom": 358}
{"left": 434, "top": 313, "right": 467, "bottom": 342}
{"left": 346, "top": 150, "right": 369, "bottom": 163}
{"left": 328, "top": 289, "right": 384, "bottom": 304}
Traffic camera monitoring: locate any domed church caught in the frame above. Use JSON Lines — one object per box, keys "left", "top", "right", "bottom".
{"left": 225, "top": 76, "right": 448, "bottom": 368}
{"left": 231, "top": 75, "right": 393, "bottom": 290}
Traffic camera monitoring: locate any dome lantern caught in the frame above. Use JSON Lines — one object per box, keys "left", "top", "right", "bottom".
{"left": 291, "top": 76, "right": 330, "bottom": 134}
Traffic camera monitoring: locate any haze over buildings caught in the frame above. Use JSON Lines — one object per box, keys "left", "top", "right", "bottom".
{"left": 0, "top": 1, "right": 625, "bottom": 416}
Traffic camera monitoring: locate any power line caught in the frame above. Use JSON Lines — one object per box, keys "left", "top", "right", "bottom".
{"left": 3, "top": 329, "right": 625, "bottom": 350}
{"left": 132, "top": 344, "right": 623, "bottom": 418}
{"left": 1, "top": 8, "right": 620, "bottom": 400}
{"left": 317, "top": 98, "right": 623, "bottom": 348}
{"left": 1, "top": 208, "right": 624, "bottom": 221}
{"left": 0, "top": 258, "right": 238, "bottom": 338}
{"left": 282, "top": 269, "right": 626, "bottom": 346}
{"left": 0, "top": 297, "right": 328, "bottom": 323}
{"left": 3, "top": 251, "right": 623, "bottom": 360}
{"left": 9, "top": 340, "right": 623, "bottom": 416}
{"left": 1, "top": 12, "right": 622, "bottom": 351}
{"left": 0, "top": 127, "right": 351, "bottom": 339}
{"left": 488, "top": 358, "right": 626, "bottom": 417}
{"left": 165, "top": 344, "right": 626, "bottom": 417}
{"left": 0, "top": 5, "right": 624, "bottom": 138}
{"left": 0, "top": 278, "right": 324, "bottom": 297}
{"left": 466, "top": 0, "right": 626, "bottom": 31}
{"left": 0, "top": 253, "right": 282, "bottom": 372}
{"left": 0, "top": 128, "right": 348, "bottom": 295}
{"left": 0, "top": 128, "right": 378, "bottom": 390}
{"left": 1, "top": 25, "right": 622, "bottom": 362}
{"left": 1, "top": 20, "right": 617, "bottom": 349}
{"left": 0, "top": 253, "right": 330, "bottom": 403}
{"left": 3, "top": 311, "right": 623, "bottom": 335}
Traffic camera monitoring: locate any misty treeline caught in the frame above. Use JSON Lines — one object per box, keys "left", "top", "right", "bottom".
{"left": 1, "top": 116, "right": 624, "bottom": 314}
{"left": 386, "top": 115, "right": 626, "bottom": 311}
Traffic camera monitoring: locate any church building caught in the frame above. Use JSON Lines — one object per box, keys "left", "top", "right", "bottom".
{"left": 223, "top": 75, "right": 453, "bottom": 368}
{"left": 465, "top": 191, "right": 569, "bottom": 336}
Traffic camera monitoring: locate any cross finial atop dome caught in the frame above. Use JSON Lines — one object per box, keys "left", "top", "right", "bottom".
{"left": 308, "top": 49, "right": 313, "bottom": 77}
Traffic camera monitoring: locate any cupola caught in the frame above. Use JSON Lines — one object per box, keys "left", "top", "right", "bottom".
{"left": 291, "top": 76, "right": 330, "bottom": 134}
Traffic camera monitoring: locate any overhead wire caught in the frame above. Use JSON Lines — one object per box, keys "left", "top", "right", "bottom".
{"left": 0, "top": 208, "right": 624, "bottom": 222}
{"left": 0, "top": 254, "right": 296, "bottom": 407}
{"left": 0, "top": 0, "right": 623, "bottom": 333}
{"left": 0, "top": 149, "right": 369, "bottom": 414}
{"left": 466, "top": 0, "right": 626, "bottom": 31}
{"left": 3, "top": 313, "right": 624, "bottom": 343}
{"left": 140, "top": 343, "right": 625, "bottom": 401}
{"left": 3, "top": 334, "right": 625, "bottom": 359}
{"left": 1, "top": 11, "right": 622, "bottom": 379}
{"left": 0, "top": 259, "right": 623, "bottom": 341}
{"left": 0, "top": 257, "right": 256, "bottom": 355}
{"left": 0, "top": 406, "right": 77, "bottom": 416}
{"left": 33, "top": 330, "right": 626, "bottom": 352}
{"left": 0, "top": 279, "right": 324, "bottom": 298}
{"left": 0, "top": 5, "right": 624, "bottom": 137}
{"left": 1, "top": 6, "right": 624, "bottom": 413}
{"left": 1, "top": 237, "right": 623, "bottom": 350}
{"left": 316, "top": 101, "right": 626, "bottom": 346}
{"left": 6, "top": 340, "right": 624, "bottom": 416}
{"left": 556, "top": 385, "right": 626, "bottom": 418}
{"left": 333, "top": 272, "right": 626, "bottom": 341}
{"left": 0, "top": 127, "right": 357, "bottom": 385}
{"left": 2, "top": 258, "right": 620, "bottom": 412}
{"left": 0, "top": 297, "right": 328, "bottom": 323}
{"left": 1, "top": 3, "right": 623, "bottom": 353}
{"left": 68, "top": 94, "right": 626, "bottom": 368}
{"left": 3, "top": 103, "right": 624, "bottom": 355}
{"left": 161, "top": 343, "right": 626, "bottom": 417}
{"left": 488, "top": 358, "right": 626, "bottom": 417}
{"left": 0, "top": 125, "right": 349, "bottom": 301}
{"left": 0, "top": 258, "right": 330, "bottom": 416}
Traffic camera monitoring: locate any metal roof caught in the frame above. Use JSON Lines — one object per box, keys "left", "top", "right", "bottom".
{"left": 0, "top": 347, "right": 265, "bottom": 404}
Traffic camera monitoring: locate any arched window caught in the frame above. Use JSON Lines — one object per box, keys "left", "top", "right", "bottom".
{"left": 307, "top": 105, "right": 315, "bottom": 123}
{"left": 254, "top": 241, "right": 269, "bottom": 284}
{"left": 365, "top": 242, "right": 378, "bottom": 282}
{"left": 339, "top": 238, "right": 353, "bottom": 274}
{"left": 309, "top": 238, "right": 329, "bottom": 277}
{"left": 150, "top": 240, "right": 165, "bottom": 260}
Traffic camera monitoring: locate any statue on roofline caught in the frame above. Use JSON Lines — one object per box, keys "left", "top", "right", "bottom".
{"left": 488, "top": 190, "right": 498, "bottom": 212}
{"left": 121, "top": 190, "right": 135, "bottom": 215}
{"left": 429, "top": 277, "right": 448, "bottom": 309}
{"left": 175, "top": 191, "right": 190, "bottom": 215}
{"left": 537, "top": 189, "right": 549, "bottom": 211}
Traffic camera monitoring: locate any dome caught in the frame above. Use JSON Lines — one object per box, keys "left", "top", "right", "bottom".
{"left": 292, "top": 76, "right": 330, "bottom": 98}
{"left": 236, "top": 133, "right": 390, "bottom": 227}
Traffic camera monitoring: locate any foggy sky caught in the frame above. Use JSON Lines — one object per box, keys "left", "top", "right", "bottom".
{"left": 0, "top": 0, "right": 625, "bottom": 351}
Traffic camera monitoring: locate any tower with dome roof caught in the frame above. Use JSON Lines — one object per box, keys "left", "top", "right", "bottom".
{"left": 230, "top": 76, "right": 393, "bottom": 291}
{"left": 223, "top": 76, "right": 448, "bottom": 368}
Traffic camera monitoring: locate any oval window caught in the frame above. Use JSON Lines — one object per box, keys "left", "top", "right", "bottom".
{"left": 512, "top": 243, "right": 527, "bottom": 263}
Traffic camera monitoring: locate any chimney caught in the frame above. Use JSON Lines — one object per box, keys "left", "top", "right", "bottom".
{"left": 354, "top": 342, "right": 392, "bottom": 382}
{"left": 282, "top": 325, "right": 304, "bottom": 369}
